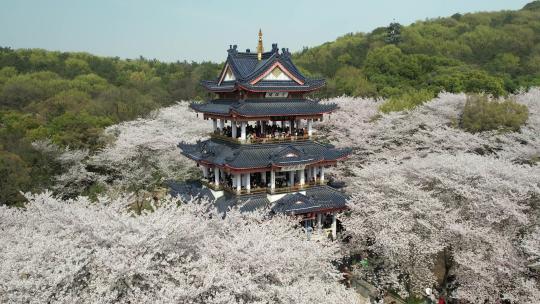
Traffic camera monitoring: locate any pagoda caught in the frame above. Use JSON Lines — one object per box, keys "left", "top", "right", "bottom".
{"left": 176, "top": 31, "right": 351, "bottom": 239}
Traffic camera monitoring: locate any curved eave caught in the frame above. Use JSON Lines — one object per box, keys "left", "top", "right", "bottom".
{"left": 190, "top": 106, "right": 335, "bottom": 117}
{"left": 179, "top": 152, "right": 201, "bottom": 162}
{"left": 237, "top": 81, "right": 325, "bottom": 93}
{"left": 200, "top": 79, "right": 326, "bottom": 93}
{"left": 334, "top": 149, "right": 353, "bottom": 161}
{"left": 228, "top": 108, "right": 336, "bottom": 118}
{"left": 189, "top": 103, "right": 230, "bottom": 116}
{"left": 200, "top": 80, "right": 237, "bottom": 92}
{"left": 181, "top": 159, "right": 343, "bottom": 172}
{"left": 276, "top": 205, "right": 349, "bottom": 216}
{"left": 178, "top": 140, "right": 350, "bottom": 172}
{"left": 272, "top": 158, "right": 322, "bottom": 167}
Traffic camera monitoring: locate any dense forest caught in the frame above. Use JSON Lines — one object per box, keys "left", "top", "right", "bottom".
{"left": 295, "top": 1, "right": 540, "bottom": 101}
{"left": 1, "top": 1, "right": 540, "bottom": 206}
{"left": 0, "top": 49, "right": 220, "bottom": 205}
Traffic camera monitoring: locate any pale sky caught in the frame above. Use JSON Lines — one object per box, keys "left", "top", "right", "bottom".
{"left": 0, "top": 0, "right": 532, "bottom": 62}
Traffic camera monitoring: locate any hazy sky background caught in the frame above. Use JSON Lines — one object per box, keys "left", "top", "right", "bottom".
{"left": 0, "top": 0, "right": 532, "bottom": 62}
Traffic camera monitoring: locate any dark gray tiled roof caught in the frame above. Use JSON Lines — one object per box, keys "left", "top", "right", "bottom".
{"left": 228, "top": 51, "right": 276, "bottom": 79}
{"left": 168, "top": 180, "right": 215, "bottom": 202}
{"left": 238, "top": 195, "right": 271, "bottom": 212}
{"left": 214, "top": 195, "right": 238, "bottom": 214}
{"left": 202, "top": 45, "right": 325, "bottom": 92}
{"left": 214, "top": 193, "right": 270, "bottom": 213}
{"left": 178, "top": 139, "right": 351, "bottom": 169}
{"left": 201, "top": 79, "right": 325, "bottom": 92}
{"left": 271, "top": 185, "right": 349, "bottom": 215}
{"left": 191, "top": 99, "right": 337, "bottom": 117}
{"left": 168, "top": 181, "right": 347, "bottom": 215}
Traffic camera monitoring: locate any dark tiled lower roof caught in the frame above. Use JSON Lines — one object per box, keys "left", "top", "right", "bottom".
{"left": 242, "top": 79, "right": 325, "bottom": 92}
{"left": 168, "top": 181, "right": 347, "bottom": 215}
{"left": 271, "top": 185, "right": 349, "bottom": 215}
{"left": 168, "top": 180, "right": 215, "bottom": 202}
{"left": 212, "top": 193, "right": 271, "bottom": 214}
{"left": 191, "top": 98, "right": 337, "bottom": 117}
{"left": 238, "top": 194, "right": 271, "bottom": 213}
{"left": 178, "top": 139, "right": 351, "bottom": 169}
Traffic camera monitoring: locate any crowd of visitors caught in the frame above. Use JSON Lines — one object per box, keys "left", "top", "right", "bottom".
{"left": 214, "top": 121, "right": 309, "bottom": 141}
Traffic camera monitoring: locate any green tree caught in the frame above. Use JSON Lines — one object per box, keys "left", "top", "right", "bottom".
{"left": 461, "top": 95, "right": 529, "bottom": 132}
{"left": 70, "top": 73, "right": 110, "bottom": 96}
{"left": 0, "top": 150, "right": 31, "bottom": 206}
{"left": 35, "top": 112, "right": 113, "bottom": 149}
{"left": 487, "top": 53, "right": 521, "bottom": 75}
{"left": 0, "top": 71, "right": 69, "bottom": 109}
{"left": 379, "top": 89, "right": 435, "bottom": 113}
{"left": 385, "top": 22, "right": 403, "bottom": 44}
{"left": 522, "top": 1, "right": 540, "bottom": 11}
{"left": 331, "top": 66, "right": 376, "bottom": 97}
{"left": 64, "top": 57, "right": 91, "bottom": 78}
{"left": 0, "top": 66, "right": 17, "bottom": 85}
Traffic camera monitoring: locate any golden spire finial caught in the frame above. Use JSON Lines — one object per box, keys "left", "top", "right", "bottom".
{"left": 257, "top": 29, "right": 264, "bottom": 61}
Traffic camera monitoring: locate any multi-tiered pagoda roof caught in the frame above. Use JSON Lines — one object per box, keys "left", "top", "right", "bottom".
{"left": 179, "top": 140, "right": 350, "bottom": 172}
{"left": 201, "top": 44, "right": 325, "bottom": 93}
{"left": 175, "top": 32, "right": 351, "bottom": 238}
{"left": 191, "top": 98, "right": 337, "bottom": 119}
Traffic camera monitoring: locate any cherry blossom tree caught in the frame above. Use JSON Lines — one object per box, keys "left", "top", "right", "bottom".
{"left": 318, "top": 90, "right": 540, "bottom": 302}
{"left": 37, "top": 102, "right": 211, "bottom": 199}
{"left": 91, "top": 101, "right": 210, "bottom": 189}
{"left": 0, "top": 192, "right": 358, "bottom": 304}
{"left": 343, "top": 153, "right": 540, "bottom": 303}
{"left": 322, "top": 89, "right": 540, "bottom": 180}
{"left": 20, "top": 89, "right": 540, "bottom": 303}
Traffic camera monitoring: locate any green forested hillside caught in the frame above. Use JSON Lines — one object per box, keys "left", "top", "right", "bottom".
{"left": 294, "top": 1, "right": 540, "bottom": 98}
{"left": 0, "top": 48, "right": 220, "bottom": 205}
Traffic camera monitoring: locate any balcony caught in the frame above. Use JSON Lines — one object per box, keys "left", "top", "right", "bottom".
{"left": 201, "top": 179, "right": 222, "bottom": 191}
{"left": 305, "top": 228, "right": 334, "bottom": 241}
{"left": 206, "top": 179, "right": 327, "bottom": 196}
{"left": 222, "top": 185, "right": 267, "bottom": 195}
{"left": 267, "top": 179, "right": 327, "bottom": 194}
{"left": 210, "top": 132, "right": 318, "bottom": 144}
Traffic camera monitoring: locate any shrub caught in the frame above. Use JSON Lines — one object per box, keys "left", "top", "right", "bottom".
{"left": 379, "top": 89, "right": 435, "bottom": 113}
{"left": 460, "top": 95, "right": 528, "bottom": 133}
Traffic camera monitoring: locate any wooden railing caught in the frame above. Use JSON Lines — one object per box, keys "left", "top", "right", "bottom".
{"left": 222, "top": 185, "right": 267, "bottom": 195}
{"left": 201, "top": 179, "right": 221, "bottom": 191}
{"left": 210, "top": 132, "right": 318, "bottom": 144}
{"left": 209, "top": 133, "right": 240, "bottom": 144}
{"left": 246, "top": 134, "right": 315, "bottom": 144}
{"left": 305, "top": 228, "right": 333, "bottom": 241}
{"left": 267, "top": 179, "right": 327, "bottom": 194}
{"left": 202, "top": 179, "right": 327, "bottom": 195}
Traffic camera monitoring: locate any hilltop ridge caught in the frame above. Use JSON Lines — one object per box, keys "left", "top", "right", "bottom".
{"left": 293, "top": 1, "right": 540, "bottom": 98}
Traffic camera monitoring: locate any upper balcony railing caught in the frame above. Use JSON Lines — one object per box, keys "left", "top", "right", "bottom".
{"left": 201, "top": 175, "right": 327, "bottom": 196}
{"left": 222, "top": 185, "right": 267, "bottom": 195}
{"left": 203, "top": 178, "right": 327, "bottom": 196}
{"left": 201, "top": 179, "right": 222, "bottom": 191}
{"left": 267, "top": 179, "right": 327, "bottom": 195}
{"left": 210, "top": 132, "right": 319, "bottom": 144}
